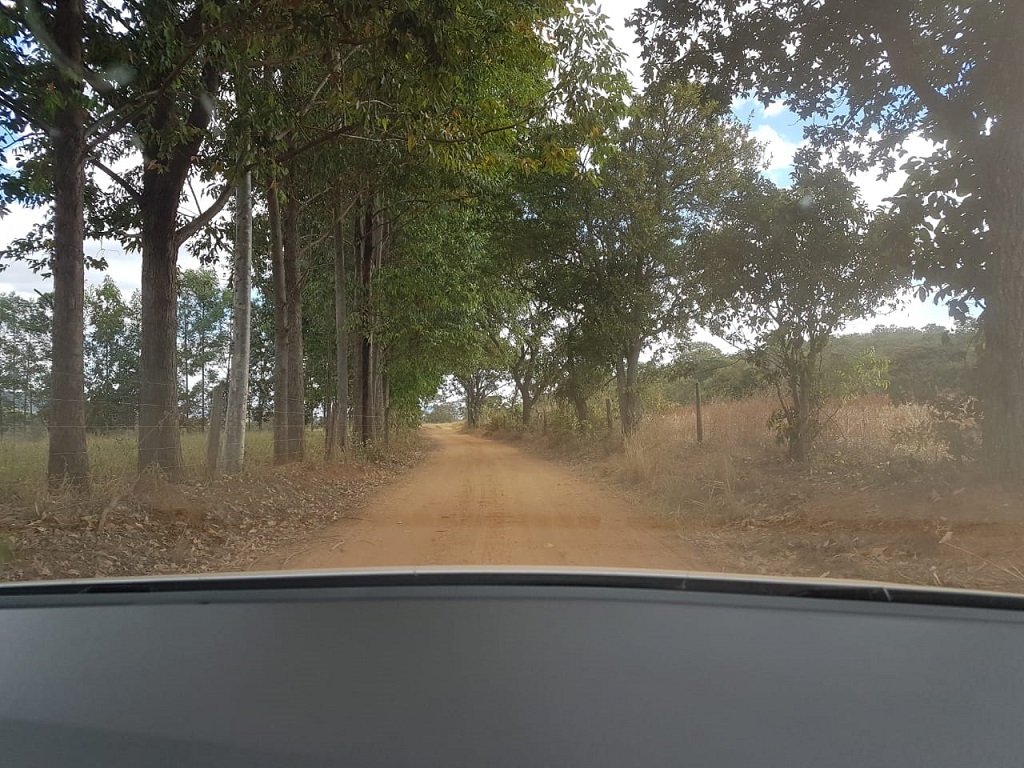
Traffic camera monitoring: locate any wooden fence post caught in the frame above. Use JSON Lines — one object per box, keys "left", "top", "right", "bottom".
{"left": 695, "top": 380, "right": 704, "bottom": 445}
{"left": 206, "top": 383, "right": 227, "bottom": 478}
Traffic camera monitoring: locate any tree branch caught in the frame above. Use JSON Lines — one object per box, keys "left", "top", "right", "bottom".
{"left": 88, "top": 157, "right": 142, "bottom": 200}
{"left": 872, "top": 5, "right": 979, "bottom": 140}
{"left": 0, "top": 93, "right": 51, "bottom": 134}
{"left": 277, "top": 123, "right": 361, "bottom": 163}
{"left": 175, "top": 183, "right": 233, "bottom": 245}
{"left": 385, "top": 114, "right": 537, "bottom": 146}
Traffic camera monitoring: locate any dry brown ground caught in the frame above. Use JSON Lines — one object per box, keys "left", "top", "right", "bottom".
{"left": 499, "top": 400, "right": 1024, "bottom": 593}
{"left": 253, "top": 426, "right": 700, "bottom": 571}
{"left": 0, "top": 436, "right": 427, "bottom": 582}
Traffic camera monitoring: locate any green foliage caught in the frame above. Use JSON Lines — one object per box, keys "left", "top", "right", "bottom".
{"left": 829, "top": 324, "right": 978, "bottom": 403}
{"left": 656, "top": 343, "right": 765, "bottom": 405}
{"left": 495, "top": 81, "right": 761, "bottom": 432}
{"left": 422, "top": 400, "right": 463, "bottom": 424}
{"left": 693, "top": 163, "right": 902, "bottom": 460}
{"left": 0, "top": 292, "right": 51, "bottom": 427}
{"left": 84, "top": 278, "right": 140, "bottom": 430}
{"left": 633, "top": 0, "right": 1024, "bottom": 477}
{"left": 631, "top": 0, "right": 1013, "bottom": 308}
{"left": 176, "top": 268, "right": 230, "bottom": 424}
{"left": 819, "top": 347, "right": 891, "bottom": 404}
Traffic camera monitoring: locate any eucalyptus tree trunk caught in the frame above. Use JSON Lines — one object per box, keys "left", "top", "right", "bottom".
{"left": 47, "top": 0, "right": 89, "bottom": 487}
{"left": 330, "top": 203, "right": 349, "bottom": 457}
{"left": 223, "top": 170, "right": 252, "bottom": 474}
{"left": 138, "top": 171, "right": 187, "bottom": 477}
{"left": 137, "top": 63, "right": 219, "bottom": 477}
{"left": 357, "top": 199, "right": 375, "bottom": 445}
{"left": 282, "top": 192, "right": 305, "bottom": 461}
{"left": 370, "top": 204, "right": 386, "bottom": 442}
{"left": 269, "top": 185, "right": 290, "bottom": 464}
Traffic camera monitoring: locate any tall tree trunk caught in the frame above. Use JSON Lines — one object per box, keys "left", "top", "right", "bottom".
{"left": 138, "top": 173, "right": 186, "bottom": 477}
{"left": 465, "top": 387, "right": 479, "bottom": 429}
{"left": 351, "top": 206, "right": 365, "bottom": 447}
{"left": 269, "top": 185, "right": 290, "bottom": 463}
{"left": 383, "top": 370, "right": 391, "bottom": 447}
{"left": 522, "top": 392, "right": 535, "bottom": 427}
{"left": 223, "top": 170, "right": 252, "bottom": 474}
{"left": 980, "top": 128, "right": 1024, "bottom": 481}
{"left": 370, "top": 203, "right": 386, "bottom": 442}
{"left": 358, "top": 202, "right": 374, "bottom": 445}
{"left": 786, "top": 364, "right": 813, "bottom": 463}
{"left": 282, "top": 191, "right": 305, "bottom": 461}
{"left": 572, "top": 390, "right": 590, "bottom": 425}
{"left": 333, "top": 203, "right": 349, "bottom": 456}
{"left": 616, "top": 342, "right": 642, "bottom": 437}
{"left": 136, "top": 63, "right": 217, "bottom": 477}
{"left": 47, "top": 0, "right": 89, "bottom": 487}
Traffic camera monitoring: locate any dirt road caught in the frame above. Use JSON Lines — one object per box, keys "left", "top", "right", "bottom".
{"left": 257, "top": 427, "right": 700, "bottom": 571}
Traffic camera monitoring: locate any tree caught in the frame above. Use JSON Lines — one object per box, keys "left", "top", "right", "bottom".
{"left": 84, "top": 278, "right": 140, "bottom": 430}
{"left": 519, "top": 82, "right": 759, "bottom": 435}
{"left": 693, "top": 165, "right": 900, "bottom": 460}
{"left": 505, "top": 303, "right": 557, "bottom": 427}
{"left": 1, "top": 0, "right": 91, "bottom": 483}
{"left": 176, "top": 269, "right": 230, "bottom": 426}
{"left": 456, "top": 369, "right": 505, "bottom": 429}
{"left": 422, "top": 399, "right": 463, "bottom": 424}
{"left": 0, "top": 293, "right": 51, "bottom": 430}
{"left": 632, "top": 0, "right": 1024, "bottom": 477}
{"left": 47, "top": 0, "right": 89, "bottom": 485}
{"left": 223, "top": 169, "right": 252, "bottom": 473}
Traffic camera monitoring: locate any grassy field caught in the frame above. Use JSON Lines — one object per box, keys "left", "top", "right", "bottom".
{"left": 617, "top": 394, "right": 946, "bottom": 504}
{"left": 0, "top": 427, "right": 339, "bottom": 497}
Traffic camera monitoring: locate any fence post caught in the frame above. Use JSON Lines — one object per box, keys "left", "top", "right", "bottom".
{"left": 206, "top": 383, "right": 227, "bottom": 478}
{"left": 695, "top": 380, "right": 704, "bottom": 445}
{"left": 605, "top": 398, "right": 613, "bottom": 433}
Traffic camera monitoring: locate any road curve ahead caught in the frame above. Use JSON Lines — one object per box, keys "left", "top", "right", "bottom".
{"left": 258, "top": 427, "right": 701, "bottom": 571}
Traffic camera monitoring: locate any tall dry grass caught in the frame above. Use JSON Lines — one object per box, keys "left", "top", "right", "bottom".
{"left": 593, "top": 394, "right": 949, "bottom": 520}
{"left": 821, "top": 394, "right": 943, "bottom": 462}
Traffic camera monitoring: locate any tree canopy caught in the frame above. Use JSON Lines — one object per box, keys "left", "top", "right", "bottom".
{"left": 631, "top": 0, "right": 1024, "bottom": 478}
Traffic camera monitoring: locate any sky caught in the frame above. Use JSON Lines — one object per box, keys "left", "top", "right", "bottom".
{"left": 0, "top": 0, "right": 954, "bottom": 337}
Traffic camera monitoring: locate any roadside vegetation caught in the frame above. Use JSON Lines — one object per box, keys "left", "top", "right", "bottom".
{"left": 3, "top": 1, "right": 1024, "bottom": 587}
{"left": 478, "top": 322, "right": 1023, "bottom": 593}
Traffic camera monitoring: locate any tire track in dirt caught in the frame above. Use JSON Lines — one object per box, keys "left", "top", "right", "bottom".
{"left": 254, "top": 427, "right": 701, "bottom": 571}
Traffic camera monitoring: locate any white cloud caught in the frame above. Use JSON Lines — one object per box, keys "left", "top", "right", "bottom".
{"left": 599, "top": 0, "right": 646, "bottom": 86}
{"left": 829, "top": 131, "right": 938, "bottom": 208}
{"left": 763, "top": 100, "right": 788, "bottom": 117}
{"left": 751, "top": 124, "right": 804, "bottom": 173}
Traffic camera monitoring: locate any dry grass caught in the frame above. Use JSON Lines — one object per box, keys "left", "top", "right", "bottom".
{"left": 0, "top": 427, "right": 368, "bottom": 499}
{"left": 500, "top": 395, "right": 1024, "bottom": 594}
{"left": 0, "top": 427, "right": 427, "bottom": 582}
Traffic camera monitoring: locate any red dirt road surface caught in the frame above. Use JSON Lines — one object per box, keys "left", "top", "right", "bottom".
{"left": 256, "top": 427, "right": 700, "bottom": 571}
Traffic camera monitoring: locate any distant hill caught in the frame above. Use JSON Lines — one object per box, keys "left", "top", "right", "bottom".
{"left": 656, "top": 324, "right": 979, "bottom": 405}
